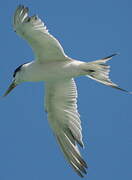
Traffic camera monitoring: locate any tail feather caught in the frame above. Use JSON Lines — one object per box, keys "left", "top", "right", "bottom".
{"left": 84, "top": 53, "right": 131, "bottom": 94}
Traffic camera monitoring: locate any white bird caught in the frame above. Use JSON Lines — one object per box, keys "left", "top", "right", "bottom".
{"left": 3, "top": 5, "right": 130, "bottom": 177}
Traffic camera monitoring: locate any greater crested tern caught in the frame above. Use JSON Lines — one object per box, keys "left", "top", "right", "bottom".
{"left": 3, "top": 5, "right": 131, "bottom": 177}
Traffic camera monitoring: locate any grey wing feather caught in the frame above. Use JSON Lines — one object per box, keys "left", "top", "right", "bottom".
{"left": 13, "top": 5, "right": 67, "bottom": 61}
{"left": 45, "top": 79, "right": 87, "bottom": 177}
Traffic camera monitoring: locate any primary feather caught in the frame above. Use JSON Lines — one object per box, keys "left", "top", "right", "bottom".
{"left": 45, "top": 79, "right": 87, "bottom": 177}
{"left": 13, "top": 5, "right": 67, "bottom": 61}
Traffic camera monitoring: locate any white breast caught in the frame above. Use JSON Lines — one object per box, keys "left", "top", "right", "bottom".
{"left": 22, "top": 60, "right": 84, "bottom": 82}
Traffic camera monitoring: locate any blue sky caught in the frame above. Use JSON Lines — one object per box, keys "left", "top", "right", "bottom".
{"left": 0, "top": 0, "right": 132, "bottom": 179}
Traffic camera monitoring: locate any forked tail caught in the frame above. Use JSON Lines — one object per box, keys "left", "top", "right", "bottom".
{"left": 83, "top": 53, "right": 131, "bottom": 93}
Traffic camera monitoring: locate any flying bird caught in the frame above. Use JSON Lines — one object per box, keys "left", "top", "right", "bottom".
{"left": 3, "top": 5, "right": 131, "bottom": 177}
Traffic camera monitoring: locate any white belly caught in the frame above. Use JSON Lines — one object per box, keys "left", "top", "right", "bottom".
{"left": 22, "top": 60, "right": 83, "bottom": 82}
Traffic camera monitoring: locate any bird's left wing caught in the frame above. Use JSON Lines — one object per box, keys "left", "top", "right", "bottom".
{"left": 45, "top": 79, "right": 87, "bottom": 177}
{"left": 13, "top": 5, "right": 67, "bottom": 62}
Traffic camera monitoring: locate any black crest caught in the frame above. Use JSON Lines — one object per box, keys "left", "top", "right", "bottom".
{"left": 13, "top": 64, "right": 24, "bottom": 78}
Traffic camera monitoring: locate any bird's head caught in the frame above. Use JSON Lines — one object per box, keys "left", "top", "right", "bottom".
{"left": 3, "top": 64, "right": 24, "bottom": 97}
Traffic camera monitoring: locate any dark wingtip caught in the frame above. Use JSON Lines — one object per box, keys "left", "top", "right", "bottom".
{"left": 25, "top": 6, "right": 29, "bottom": 12}
{"left": 17, "top": 4, "right": 29, "bottom": 12}
{"left": 17, "top": 4, "right": 24, "bottom": 9}
{"left": 102, "top": 53, "right": 120, "bottom": 60}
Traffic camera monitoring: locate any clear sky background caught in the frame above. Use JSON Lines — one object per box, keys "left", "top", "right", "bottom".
{"left": 0, "top": 0, "right": 132, "bottom": 179}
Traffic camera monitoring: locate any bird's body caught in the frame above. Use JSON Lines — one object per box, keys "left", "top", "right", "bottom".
{"left": 19, "top": 59, "right": 84, "bottom": 83}
{"left": 3, "top": 5, "right": 131, "bottom": 178}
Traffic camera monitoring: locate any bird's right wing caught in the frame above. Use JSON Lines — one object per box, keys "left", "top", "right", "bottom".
{"left": 45, "top": 79, "right": 87, "bottom": 177}
{"left": 13, "top": 5, "right": 67, "bottom": 62}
